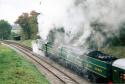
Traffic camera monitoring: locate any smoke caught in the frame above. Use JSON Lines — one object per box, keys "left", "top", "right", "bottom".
{"left": 38, "top": 0, "right": 125, "bottom": 49}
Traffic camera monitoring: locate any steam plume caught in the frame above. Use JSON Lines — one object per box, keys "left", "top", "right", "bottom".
{"left": 38, "top": 0, "right": 125, "bottom": 48}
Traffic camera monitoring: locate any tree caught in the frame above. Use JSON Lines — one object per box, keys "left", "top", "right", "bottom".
{"left": 15, "top": 13, "right": 31, "bottom": 40}
{"left": 0, "top": 20, "right": 12, "bottom": 40}
{"left": 29, "top": 11, "right": 39, "bottom": 39}
{"left": 15, "top": 11, "right": 39, "bottom": 40}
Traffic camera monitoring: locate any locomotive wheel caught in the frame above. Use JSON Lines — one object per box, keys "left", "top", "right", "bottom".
{"left": 85, "top": 72, "right": 97, "bottom": 83}
{"left": 90, "top": 74, "right": 96, "bottom": 83}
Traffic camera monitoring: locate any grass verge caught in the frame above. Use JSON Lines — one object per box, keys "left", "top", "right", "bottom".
{"left": 0, "top": 44, "right": 49, "bottom": 84}
{"left": 18, "top": 40, "right": 32, "bottom": 48}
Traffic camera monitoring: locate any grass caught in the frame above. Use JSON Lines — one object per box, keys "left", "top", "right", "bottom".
{"left": 18, "top": 40, "right": 32, "bottom": 48}
{"left": 0, "top": 44, "right": 49, "bottom": 84}
{"left": 101, "top": 46, "right": 125, "bottom": 58}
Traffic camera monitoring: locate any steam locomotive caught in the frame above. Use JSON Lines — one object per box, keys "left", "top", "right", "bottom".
{"left": 39, "top": 41, "right": 125, "bottom": 83}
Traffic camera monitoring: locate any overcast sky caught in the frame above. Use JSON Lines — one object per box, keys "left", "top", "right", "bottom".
{"left": 0, "top": 0, "right": 41, "bottom": 24}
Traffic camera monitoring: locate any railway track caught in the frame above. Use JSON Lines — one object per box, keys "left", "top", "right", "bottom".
{"left": 2, "top": 41, "right": 90, "bottom": 84}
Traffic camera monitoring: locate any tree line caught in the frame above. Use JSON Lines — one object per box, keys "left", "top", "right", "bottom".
{"left": 0, "top": 10, "right": 125, "bottom": 47}
{"left": 0, "top": 10, "right": 39, "bottom": 40}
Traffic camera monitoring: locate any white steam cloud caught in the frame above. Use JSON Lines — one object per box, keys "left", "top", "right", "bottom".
{"left": 38, "top": 0, "right": 125, "bottom": 48}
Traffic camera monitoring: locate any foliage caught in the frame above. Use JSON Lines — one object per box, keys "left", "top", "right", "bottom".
{"left": 90, "top": 21, "right": 125, "bottom": 47}
{"left": 10, "top": 32, "right": 19, "bottom": 40}
{"left": 15, "top": 13, "right": 30, "bottom": 39}
{"left": 110, "top": 22, "right": 125, "bottom": 46}
{"left": 29, "top": 11, "right": 39, "bottom": 39}
{"left": 0, "top": 44, "right": 49, "bottom": 84}
{"left": 0, "top": 20, "right": 12, "bottom": 40}
{"left": 15, "top": 11, "right": 39, "bottom": 40}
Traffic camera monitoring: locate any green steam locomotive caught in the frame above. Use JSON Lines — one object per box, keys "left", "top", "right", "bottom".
{"left": 40, "top": 42, "right": 125, "bottom": 83}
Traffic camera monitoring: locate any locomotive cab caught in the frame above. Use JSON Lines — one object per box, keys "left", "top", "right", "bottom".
{"left": 112, "top": 59, "right": 125, "bottom": 83}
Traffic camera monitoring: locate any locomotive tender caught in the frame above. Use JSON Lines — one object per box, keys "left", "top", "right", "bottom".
{"left": 39, "top": 41, "right": 125, "bottom": 83}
